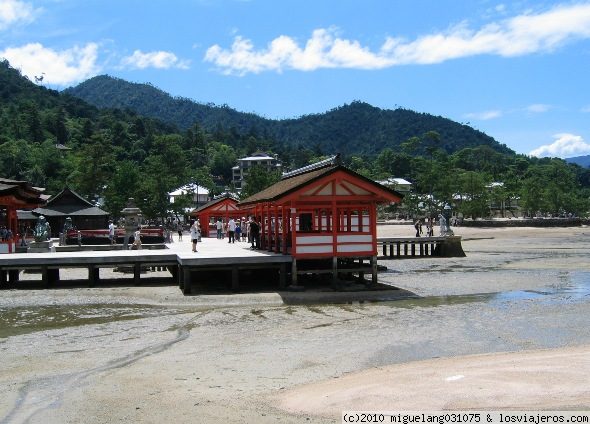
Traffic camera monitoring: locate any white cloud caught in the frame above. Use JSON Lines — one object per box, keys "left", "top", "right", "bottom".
{"left": 120, "top": 50, "right": 190, "bottom": 70}
{"left": 582, "top": 105, "right": 590, "bottom": 113}
{"left": 0, "top": 42, "right": 100, "bottom": 85}
{"left": 529, "top": 133, "right": 590, "bottom": 158}
{"left": 0, "top": 0, "right": 38, "bottom": 30}
{"left": 205, "top": 3, "right": 590, "bottom": 75}
{"left": 526, "top": 103, "right": 551, "bottom": 113}
{"left": 465, "top": 110, "right": 503, "bottom": 120}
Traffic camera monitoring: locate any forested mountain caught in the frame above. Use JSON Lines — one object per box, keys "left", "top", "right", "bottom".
{"left": 66, "top": 75, "right": 513, "bottom": 156}
{"left": 1, "top": 60, "right": 589, "bottom": 220}
{"left": 566, "top": 155, "right": 590, "bottom": 168}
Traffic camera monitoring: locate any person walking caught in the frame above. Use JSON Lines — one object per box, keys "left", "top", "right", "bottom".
{"left": 190, "top": 220, "right": 199, "bottom": 252}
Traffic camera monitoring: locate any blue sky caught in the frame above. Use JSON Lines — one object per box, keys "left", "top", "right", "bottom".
{"left": 1, "top": 0, "right": 590, "bottom": 158}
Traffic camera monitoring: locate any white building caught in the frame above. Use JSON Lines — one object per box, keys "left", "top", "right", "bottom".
{"left": 168, "top": 183, "right": 210, "bottom": 209}
{"left": 375, "top": 177, "right": 413, "bottom": 193}
{"left": 232, "top": 152, "right": 282, "bottom": 190}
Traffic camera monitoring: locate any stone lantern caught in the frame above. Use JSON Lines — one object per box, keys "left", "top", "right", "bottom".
{"left": 121, "top": 198, "right": 142, "bottom": 249}
{"left": 438, "top": 203, "right": 454, "bottom": 236}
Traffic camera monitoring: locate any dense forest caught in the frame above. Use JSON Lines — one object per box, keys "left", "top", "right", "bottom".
{"left": 66, "top": 75, "right": 512, "bottom": 157}
{"left": 1, "top": 60, "right": 589, "bottom": 221}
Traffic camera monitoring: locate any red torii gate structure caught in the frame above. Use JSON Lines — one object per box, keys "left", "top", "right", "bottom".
{"left": 238, "top": 157, "right": 403, "bottom": 285}
{"left": 190, "top": 195, "right": 244, "bottom": 238}
{"left": 0, "top": 178, "right": 46, "bottom": 253}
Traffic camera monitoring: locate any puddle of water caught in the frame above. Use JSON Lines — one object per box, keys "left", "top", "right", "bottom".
{"left": 380, "top": 293, "right": 492, "bottom": 309}
{"left": 493, "top": 272, "right": 590, "bottom": 304}
{"left": 0, "top": 304, "right": 190, "bottom": 339}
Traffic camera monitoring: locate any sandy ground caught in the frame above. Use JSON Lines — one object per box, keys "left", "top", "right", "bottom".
{"left": 1, "top": 225, "right": 589, "bottom": 423}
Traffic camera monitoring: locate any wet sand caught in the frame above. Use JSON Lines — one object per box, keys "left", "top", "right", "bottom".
{"left": 1, "top": 225, "right": 589, "bottom": 423}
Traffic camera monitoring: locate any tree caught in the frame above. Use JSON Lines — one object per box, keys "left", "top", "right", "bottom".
{"left": 240, "top": 164, "right": 281, "bottom": 199}
{"left": 456, "top": 171, "right": 489, "bottom": 219}
{"left": 103, "top": 161, "right": 141, "bottom": 218}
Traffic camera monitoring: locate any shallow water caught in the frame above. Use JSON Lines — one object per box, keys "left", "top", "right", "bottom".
{"left": 0, "top": 304, "right": 193, "bottom": 339}
{"left": 2, "top": 272, "right": 588, "bottom": 340}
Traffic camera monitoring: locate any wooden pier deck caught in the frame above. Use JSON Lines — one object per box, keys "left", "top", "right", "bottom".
{"left": 1, "top": 236, "right": 464, "bottom": 294}
{"left": 0, "top": 238, "right": 292, "bottom": 293}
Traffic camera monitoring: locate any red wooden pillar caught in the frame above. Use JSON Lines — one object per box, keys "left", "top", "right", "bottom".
{"left": 274, "top": 204, "right": 280, "bottom": 253}
{"left": 369, "top": 202, "right": 377, "bottom": 254}
{"left": 8, "top": 206, "right": 18, "bottom": 240}
{"left": 268, "top": 203, "right": 273, "bottom": 251}
{"left": 290, "top": 204, "right": 297, "bottom": 257}
{"left": 281, "top": 205, "right": 288, "bottom": 254}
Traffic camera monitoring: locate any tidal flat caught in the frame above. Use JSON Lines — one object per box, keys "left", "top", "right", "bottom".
{"left": 1, "top": 226, "right": 589, "bottom": 423}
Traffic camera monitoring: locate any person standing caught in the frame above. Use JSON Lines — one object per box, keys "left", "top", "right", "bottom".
{"left": 132, "top": 227, "right": 142, "bottom": 250}
{"left": 177, "top": 221, "right": 183, "bottom": 241}
{"left": 235, "top": 221, "right": 242, "bottom": 242}
{"left": 190, "top": 220, "right": 199, "bottom": 252}
{"left": 249, "top": 216, "right": 260, "bottom": 249}
{"left": 108, "top": 220, "right": 116, "bottom": 245}
{"left": 216, "top": 218, "right": 222, "bottom": 239}
{"left": 227, "top": 218, "right": 236, "bottom": 243}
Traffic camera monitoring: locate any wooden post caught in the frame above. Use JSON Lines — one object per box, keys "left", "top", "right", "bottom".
{"left": 371, "top": 256, "right": 378, "bottom": 285}
{"left": 331, "top": 256, "right": 338, "bottom": 289}
{"left": 291, "top": 258, "right": 298, "bottom": 285}
{"left": 48, "top": 268, "right": 60, "bottom": 285}
{"left": 183, "top": 267, "right": 192, "bottom": 295}
{"left": 178, "top": 266, "right": 184, "bottom": 290}
{"left": 8, "top": 270, "right": 19, "bottom": 286}
{"left": 279, "top": 263, "right": 287, "bottom": 289}
{"left": 88, "top": 265, "right": 99, "bottom": 287}
{"left": 419, "top": 242, "right": 424, "bottom": 256}
{"left": 134, "top": 263, "right": 141, "bottom": 286}
{"left": 231, "top": 267, "right": 239, "bottom": 291}
{"left": 397, "top": 241, "right": 401, "bottom": 257}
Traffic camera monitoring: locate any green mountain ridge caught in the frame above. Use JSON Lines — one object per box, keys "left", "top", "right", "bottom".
{"left": 65, "top": 75, "right": 514, "bottom": 157}
{"left": 2, "top": 60, "right": 588, "bottom": 220}
{"left": 566, "top": 155, "right": 590, "bottom": 168}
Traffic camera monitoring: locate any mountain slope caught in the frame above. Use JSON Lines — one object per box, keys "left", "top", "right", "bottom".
{"left": 65, "top": 75, "right": 514, "bottom": 156}
{"left": 566, "top": 155, "right": 590, "bottom": 168}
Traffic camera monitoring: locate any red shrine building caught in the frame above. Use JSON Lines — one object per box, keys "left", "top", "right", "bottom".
{"left": 238, "top": 156, "right": 403, "bottom": 284}
{"left": 0, "top": 178, "right": 46, "bottom": 253}
{"left": 190, "top": 194, "right": 243, "bottom": 238}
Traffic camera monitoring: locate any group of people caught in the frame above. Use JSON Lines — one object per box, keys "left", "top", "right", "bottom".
{"left": 0, "top": 226, "right": 13, "bottom": 241}
{"left": 187, "top": 216, "right": 262, "bottom": 253}
{"left": 414, "top": 217, "right": 436, "bottom": 237}
{"left": 414, "top": 215, "right": 456, "bottom": 237}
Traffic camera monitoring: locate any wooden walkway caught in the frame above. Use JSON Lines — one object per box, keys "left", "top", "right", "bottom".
{"left": 0, "top": 236, "right": 464, "bottom": 293}
{"left": 378, "top": 236, "right": 465, "bottom": 259}
{"left": 0, "top": 238, "right": 292, "bottom": 294}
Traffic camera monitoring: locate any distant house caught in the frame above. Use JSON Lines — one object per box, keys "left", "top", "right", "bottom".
{"left": 169, "top": 183, "right": 210, "bottom": 210}
{"left": 375, "top": 177, "right": 413, "bottom": 193}
{"left": 32, "top": 187, "right": 109, "bottom": 236}
{"left": 232, "top": 152, "right": 282, "bottom": 190}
